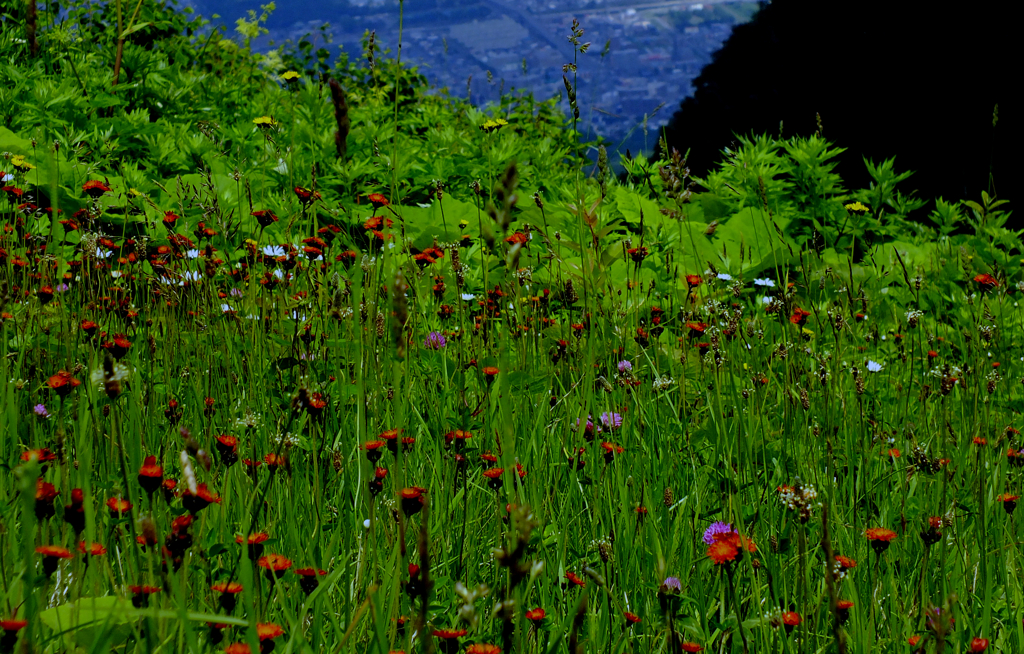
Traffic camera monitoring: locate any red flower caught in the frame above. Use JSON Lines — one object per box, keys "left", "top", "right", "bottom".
{"left": 565, "top": 572, "right": 586, "bottom": 588}
{"left": 181, "top": 483, "right": 221, "bottom": 514}
{"left": 21, "top": 448, "right": 56, "bottom": 463}
{"left": 997, "top": 493, "right": 1019, "bottom": 514}
{"left": 82, "top": 180, "right": 112, "bottom": 198}
{"left": 295, "top": 567, "right": 327, "bottom": 594}
{"left": 465, "top": 646, "right": 501, "bottom": 654}
{"left": 162, "top": 211, "right": 179, "bottom": 229}
{"left": 789, "top": 307, "right": 811, "bottom": 327}
{"left": 907, "top": 635, "right": 921, "bottom": 646}
{"left": 257, "top": 623, "right": 285, "bottom": 641}
{"left": 252, "top": 210, "right": 279, "bottom": 228}
{"left": 138, "top": 455, "right": 163, "bottom": 495}
{"left": 707, "top": 540, "right": 739, "bottom": 565}
{"left": 970, "top": 637, "right": 989, "bottom": 652}
{"left": 781, "top": 611, "right": 801, "bottom": 632}
{"left": 367, "top": 193, "right": 390, "bottom": 209}
{"left": 973, "top": 273, "right": 999, "bottom": 289}
{"left": 236, "top": 532, "right": 269, "bottom": 560}
{"left": 431, "top": 628, "right": 467, "bottom": 640}
{"left": 685, "top": 321, "right": 707, "bottom": 336}
{"left": 216, "top": 435, "right": 239, "bottom": 467}
{"left": 106, "top": 496, "right": 132, "bottom": 517}
{"left": 681, "top": 643, "right": 703, "bottom": 653}
{"left": 482, "top": 366, "right": 500, "bottom": 378}
{"left": 865, "top": 527, "right": 897, "bottom": 554}
{"left": 483, "top": 467, "right": 504, "bottom": 490}
{"left": 526, "top": 608, "right": 546, "bottom": 623}
{"left": 294, "top": 186, "right": 321, "bottom": 205}
{"left": 257, "top": 554, "right": 293, "bottom": 578}
{"left": 834, "top": 554, "right": 857, "bottom": 570}
{"left": 836, "top": 599, "right": 854, "bottom": 624}
{"left": 78, "top": 541, "right": 107, "bottom": 556}
{"left": 623, "top": 611, "right": 641, "bottom": 625}
{"left": 685, "top": 274, "right": 702, "bottom": 288}
{"left": 364, "top": 439, "right": 386, "bottom": 462}
{"left": 36, "top": 545, "right": 73, "bottom": 575}
{"left": 37, "top": 286, "right": 54, "bottom": 305}
{"left": 128, "top": 584, "right": 161, "bottom": 607}
{"left": 224, "top": 644, "right": 252, "bottom": 654}
{"left": 400, "top": 487, "right": 427, "bottom": 516}
{"left": 47, "top": 370, "right": 81, "bottom": 397}
{"left": 505, "top": 232, "right": 528, "bottom": 244}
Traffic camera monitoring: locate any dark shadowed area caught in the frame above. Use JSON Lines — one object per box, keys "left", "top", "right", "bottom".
{"left": 661, "top": 0, "right": 1018, "bottom": 206}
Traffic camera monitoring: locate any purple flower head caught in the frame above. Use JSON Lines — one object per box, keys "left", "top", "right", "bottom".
{"left": 34, "top": 404, "right": 50, "bottom": 418}
{"left": 599, "top": 412, "right": 623, "bottom": 430}
{"left": 703, "top": 521, "right": 735, "bottom": 545}
{"left": 660, "top": 576, "right": 682, "bottom": 594}
{"left": 617, "top": 360, "right": 632, "bottom": 374}
{"left": 55, "top": 283, "right": 70, "bottom": 292}
{"left": 575, "top": 417, "right": 595, "bottom": 434}
{"left": 423, "top": 331, "right": 447, "bottom": 350}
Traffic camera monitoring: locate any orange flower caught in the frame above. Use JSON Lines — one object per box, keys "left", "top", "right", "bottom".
{"left": 367, "top": 193, "right": 390, "bottom": 209}
{"left": 256, "top": 623, "right": 285, "bottom": 641}
{"left": 565, "top": 572, "right": 586, "bottom": 588}
{"left": 211, "top": 581, "right": 243, "bottom": 594}
{"left": 973, "top": 273, "right": 999, "bottom": 289}
{"left": 257, "top": 554, "right": 293, "bottom": 578}
{"left": 681, "top": 643, "right": 703, "bottom": 653}
{"left": 107, "top": 496, "right": 132, "bottom": 516}
{"left": 400, "top": 487, "right": 427, "bottom": 516}
{"left": 47, "top": 370, "right": 81, "bottom": 397}
{"left": 466, "top": 645, "right": 501, "bottom": 654}
{"left": 789, "top": 307, "right": 811, "bottom": 326}
{"left": 685, "top": 274, "right": 702, "bottom": 288}
{"left": 623, "top": 611, "right": 641, "bottom": 625}
{"left": 82, "top": 180, "right": 112, "bottom": 198}
{"left": 707, "top": 540, "right": 739, "bottom": 565}
{"left": 997, "top": 493, "right": 1019, "bottom": 514}
{"left": 526, "top": 608, "right": 545, "bottom": 622}
{"left": 908, "top": 635, "right": 921, "bottom": 646}
{"left": 78, "top": 541, "right": 107, "bottom": 556}
{"left": 483, "top": 467, "right": 504, "bottom": 490}
{"left": 138, "top": 455, "right": 163, "bottom": 495}
{"left": 834, "top": 554, "right": 857, "bottom": 570}
{"left": 781, "top": 611, "right": 801, "bottom": 631}
{"left": 505, "top": 232, "right": 528, "bottom": 244}
{"left": 181, "top": 483, "right": 221, "bottom": 514}
{"left": 482, "top": 366, "right": 499, "bottom": 377}
{"left": 865, "top": 527, "right": 897, "bottom": 554}
{"left": 224, "top": 644, "right": 252, "bottom": 654}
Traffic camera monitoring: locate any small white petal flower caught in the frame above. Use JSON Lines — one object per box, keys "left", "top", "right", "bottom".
{"left": 867, "top": 360, "right": 883, "bottom": 372}
{"left": 753, "top": 278, "right": 774, "bottom": 287}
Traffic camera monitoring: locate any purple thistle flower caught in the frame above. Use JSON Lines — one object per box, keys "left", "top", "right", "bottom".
{"left": 660, "top": 576, "right": 682, "bottom": 594}
{"left": 617, "top": 360, "right": 632, "bottom": 374}
{"left": 599, "top": 412, "right": 623, "bottom": 430}
{"left": 423, "top": 331, "right": 447, "bottom": 350}
{"left": 34, "top": 404, "right": 50, "bottom": 418}
{"left": 703, "top": 521, "right": 735, "bottom": 545}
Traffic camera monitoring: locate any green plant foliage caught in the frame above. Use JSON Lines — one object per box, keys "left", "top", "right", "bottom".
{"left": 0, "top": 1, "right": 1021, "bottom": 654}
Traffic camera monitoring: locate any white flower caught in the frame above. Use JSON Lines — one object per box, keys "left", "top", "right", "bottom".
{"left": 754, "top": 278, "right": 775, "bottom": 287}
{"left": 363, "top": 519, "right": 371, "bottom": 529}
{"left": 94, "top": 247, "right": 110, "bottom": 259}
{"left": 262, "top": 245, "right": 286, "bottom": 257}
{"left": 1, "top": 173, "right": 13, "bottom": 182}
{"left": 717, "top": 273, "right": 732, "bottom": 281}
{"left": 180, "top": 451, "right": 198, "bottom": 494}
{"left": 273, "top": 269, "right": 285, "bottom": 279}
{"left": 186, "top": 249, "right": 201, "bottom": 259}
{"left": 461, "top": 293, "right": 475, "bottom": 301}
{"left": 880, "top": 287, "right": 889, "bottom": 295}
{"left": 761, "top": 296, "right": 772, "bottom": 305}
{"left": 220, "top": 303, "right": 234, "bottom": 313}
{"left": 183, "top": 270, "right": 201, "bottom": 281}
{"left": 867, "top": 360, "right": 883, "bottom": 372}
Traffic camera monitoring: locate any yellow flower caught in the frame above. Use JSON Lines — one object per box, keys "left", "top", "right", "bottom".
{"left": 280, "top": 71, "right": 300, "bottom": 81}
{"left": 844, "top": 201, "right": 869, "bottom": 214}
{"left": 10, "top": 155, "right": 34, "bottom": 171}
{"left": 480, "top": 118, "right": 509, "bottom": 132}
{"left": 253, "top": 116, "right": 277, "bottom": 128}
{"left": 128, "top": 188, "right": 144, "bottom": 197}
